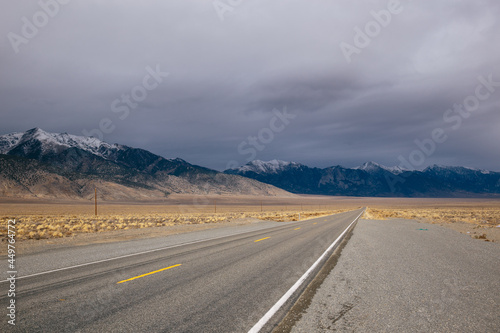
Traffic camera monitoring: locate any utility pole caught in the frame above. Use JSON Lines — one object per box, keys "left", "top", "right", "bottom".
{"left": 214, "top": 199, "right": 217, "bottom": 214}
{"left": 261, "top": 200, "right": 263, "bottom": 212}
{"left": 94, "top": 187, "right": 97, "bottom": 216}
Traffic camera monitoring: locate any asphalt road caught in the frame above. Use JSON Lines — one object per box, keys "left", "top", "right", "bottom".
{"left": 1, "top": 208, "right": 363, "bottom": 332}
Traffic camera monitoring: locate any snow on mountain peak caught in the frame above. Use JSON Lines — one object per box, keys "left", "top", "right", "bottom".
{"left": 0, "top": 131, "right": 24, "bottom": 154}
{"left": 238, "top": 159, "right": 298, "bottom": 174}
{"left": 0, "top": 128, "right": 122, "bottom": 159}
{"left": 423, "top": 164, "right": 492, "bottom": 175}
{"left": 355, "top": 161, "right": 408, "bottom": 174}
{"left": 355, "top": 161, "right": 382, "bottom": 170}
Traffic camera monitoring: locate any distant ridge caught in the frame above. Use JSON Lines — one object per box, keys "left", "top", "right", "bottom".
{"left": 353, "top": 161, "right": 408, "bottom": 175}
{"left": 2, "top": 129, "right": 498, "bottom": 199}
{"left": 225, "top": 160, "right": 500, "bottom": 197}
{"left": 0, "top": 129, "right": 291, "bottom": 200}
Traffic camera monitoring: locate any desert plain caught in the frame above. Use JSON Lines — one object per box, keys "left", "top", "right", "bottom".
{"left": 1, "top": 195, "right": 499, "bottom": 255}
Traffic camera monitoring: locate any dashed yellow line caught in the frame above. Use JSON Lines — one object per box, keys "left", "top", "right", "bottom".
{"left": 117, "top": 264, "right": 181, "bottom": 284}
{"left": 294, "top": 227, "right": 301, "bottom": 230}
{"left": 313, "top": 223, "right": 317, "bottom": 225}
{"left": 254, "top": 237, "right": 271, "bottom": 243}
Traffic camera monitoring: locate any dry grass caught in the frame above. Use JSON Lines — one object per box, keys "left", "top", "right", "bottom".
{"left": 0, "top": 208, "right": 349, "bottom": 241}
{"left": 2, "top": 195, "right": 499, "bottom": 242}
{"left": 363, "top": 206, "right": 500, "bottom": 227}
{"left": 363, "top": 204, "right": 500, "bottom": 242}
{"left": 0, "top": 194, "right": 362, "bottom": 241}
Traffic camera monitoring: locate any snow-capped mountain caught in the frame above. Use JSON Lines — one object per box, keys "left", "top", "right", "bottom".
{"left": 225, "top": 160, "right": 500, "bottom": 197}
{"left": 1, "top": 128, "right": 499, "bottom": 199}
{"left": 354, "top": 161, "right": 408, "bottom": 175}
{"left": 0, "top": 127, "right": 123, "bottom": 160}
{"left": 0, "top": 132, "right": 23, "bottom": 154}
{"left": 423, "top": 164, "right": 492, "bottom": 175}
{"left": 0, "top": 128, "right": 290, "bottom": 200}
{"left": 234, "top": 160, "right": 302, "bottom": 174}
{"left": 0, "top": 128, "right": 190, "bottom": 173}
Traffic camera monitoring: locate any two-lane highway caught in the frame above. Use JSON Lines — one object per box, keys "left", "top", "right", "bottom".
{"left": 1, "top": 208, "right": 363, "bottom": 332}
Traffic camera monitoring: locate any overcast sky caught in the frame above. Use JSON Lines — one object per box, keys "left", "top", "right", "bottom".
{"left": 1, "top": 1, "right": 499, "bottom": 171}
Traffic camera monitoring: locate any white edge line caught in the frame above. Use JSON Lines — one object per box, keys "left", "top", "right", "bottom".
{"left": 2, "top": 209, "right": 363, "bottom": 283}
{"left": 248, "top": 208, "right": 365, "bottom": 333}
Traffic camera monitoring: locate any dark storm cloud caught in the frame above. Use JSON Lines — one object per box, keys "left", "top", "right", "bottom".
{"left": 1, "top": 0, "right": 499, "bottom": 171}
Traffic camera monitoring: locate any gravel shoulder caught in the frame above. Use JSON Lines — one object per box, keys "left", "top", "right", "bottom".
{"left": 291, "top": 218, "right": 500, "bottom": 332}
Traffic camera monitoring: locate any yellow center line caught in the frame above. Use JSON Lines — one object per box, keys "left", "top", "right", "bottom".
{"left": 294, "top": 227, "right": 301, "bottom": 230}
{"left": 117, "top": 264, "right": 182, "bottom": 284}
{"left": 313, "top": 222, "right": 317, "bottom": 225}
{"left": 254, "top": 237, "right": 270, "bottom": 243}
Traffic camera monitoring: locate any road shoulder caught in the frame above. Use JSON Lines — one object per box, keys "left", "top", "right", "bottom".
{"left": 291, "top": 218, "right": 500, "bottom": 332}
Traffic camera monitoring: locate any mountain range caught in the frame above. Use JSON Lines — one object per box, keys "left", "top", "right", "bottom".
{"left": 1, "top": 129, "right": 498, "bottom": 200}
{"left": 225, "top": 160, "right": 500, "bottom": 197}
{"left": 0, "top": 128, "right": 289, "bottom": 200}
